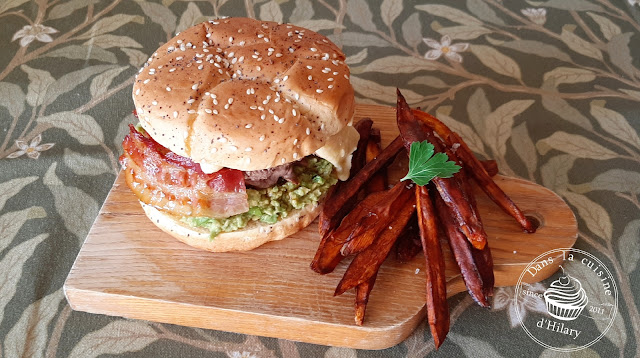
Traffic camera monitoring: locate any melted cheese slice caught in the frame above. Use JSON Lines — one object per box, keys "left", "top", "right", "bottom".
{"left": 200, "top": 162, "right": 223, "bottom": 174}
{"left": 314, "top": 125, "right": 360, "bottom": 181}
{"left": 199, "top": 125, "right": 360, "bottom": 178}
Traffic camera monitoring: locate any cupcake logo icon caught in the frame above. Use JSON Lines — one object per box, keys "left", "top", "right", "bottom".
{"left": 515, "top": 248, "right": 618, "bottom": 352}
{"left": 543, "top": 267, "right": 588, "bottom": 321}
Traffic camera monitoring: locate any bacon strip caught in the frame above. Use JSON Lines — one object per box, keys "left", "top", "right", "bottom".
{"left": 120, "top": 125, "right": 248, "bottom": 218}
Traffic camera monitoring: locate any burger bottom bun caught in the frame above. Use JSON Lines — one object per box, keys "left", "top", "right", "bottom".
{"left": 140, "top": 201, "right": 322, "bottom": 252}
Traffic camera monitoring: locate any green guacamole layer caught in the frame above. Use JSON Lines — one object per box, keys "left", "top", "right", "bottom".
{"left": 182, "top": 157, "right": 337, "bottom": 238}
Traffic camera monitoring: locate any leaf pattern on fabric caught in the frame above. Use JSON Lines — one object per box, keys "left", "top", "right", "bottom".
{"left": 0, "top": 233, "right": 49, "bottom": 325}
{"left": 3, "top": 289, "right": 63, "bottom": 358}
{"left": 68, "top": 320, "right": 158, "bottom": 358}
{"left": 43, "top": 163, "right": 99, "bottom": 241}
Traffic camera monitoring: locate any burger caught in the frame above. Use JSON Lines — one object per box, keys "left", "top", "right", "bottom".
{"left": 120, "top": 17, "right": 358, "bottom": 252}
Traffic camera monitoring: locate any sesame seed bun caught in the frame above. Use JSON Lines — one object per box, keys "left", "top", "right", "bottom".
{"left": 140, "top": 200, "right": 322, "bottom": 252}
{"left": 133, "top": 17, "right": 355, "bottom": 171}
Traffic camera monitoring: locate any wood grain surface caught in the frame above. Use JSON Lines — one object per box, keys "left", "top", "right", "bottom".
{"left": 64, "top": 104, "right": 578, "bottom": 350}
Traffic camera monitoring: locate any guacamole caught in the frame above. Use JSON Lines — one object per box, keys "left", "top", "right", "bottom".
{"left": 183, "top": 157, "right": 337, "bottom": 238}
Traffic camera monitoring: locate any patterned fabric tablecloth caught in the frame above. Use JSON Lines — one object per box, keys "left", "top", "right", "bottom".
{"left": 1, "top": 0, "right": 639, "bottom": 357}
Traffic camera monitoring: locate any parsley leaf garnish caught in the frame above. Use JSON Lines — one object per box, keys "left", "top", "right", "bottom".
{"left": 401, "top": 140, "right": 461, "bottom": 186}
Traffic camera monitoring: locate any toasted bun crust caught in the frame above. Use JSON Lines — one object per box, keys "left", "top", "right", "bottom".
{"left": 141, "top": 201, "right": 322, "bottom": 252}
{"left": 133, "top": 17, "right": 355, "bottom": 171}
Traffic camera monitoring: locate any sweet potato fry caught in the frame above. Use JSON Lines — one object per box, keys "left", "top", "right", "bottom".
{"left": 352, "top": 128, "right": 387, "bottom": 326}
{"left": 365, "top": 129, "right": 387, "bottom": 193}
{"left": 341, "top": 181, "right": 414, "bottom": 256}
{"left": 434, "top": 194, "right": 489, "bottom": 307}
{"left": 351, "top": 119, "right": 374, "bottom": 176}
{"left": 411, "top": 109, "right": 535, "bottom": 233}
{"left": 317, "top": 135, "right": 404, "bottom": 237}
{"left": 311, "top": 191, "right": 386, "bottom": 274}
{"left": 395, "top": 213, "right": 421, "bottom": 263}
{"left": 457, "top": 168, "right": 495, "bottom": 299}
{"left": 480, "top": 159, "right": 498, "bottom": 177}
{"left": 334, "top": 183, "right": 415, "bottom": 296}
{"left": 317, "top": 119, "right": 374, "bottom": 238}
{"left": 416, "top": 185, "right": 449, "bottom": 349}
{"left": 354, "top": 274, "right": 377, "bottom": 326}
{"left": 396, "top": 91, "right": 488, "bottom": 250}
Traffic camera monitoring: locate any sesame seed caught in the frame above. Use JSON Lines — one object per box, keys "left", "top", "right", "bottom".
{"left": 260, "top": 114, "right": 266, "bottom": 120}
{"left": 333, "top": 71, "right": 338, "bottom": 75}
{"left": 143, "top": 79, "right": 150, "bottom": 84}
{"left": 344, "top": 74, "right": 349, "bottom": 79}
{"left": 245, "top": 158, "right": 251, "bottom": 164}
{"left": 258, "top": 34, "right": 264, "bottom": 38}
{"left": 180, "top": 44, "right": 186, "bottom": 51}
{"left": 228, "top": 36, "right": 233, "bottom": 42}
{"left": 294, "top": 93, "right": 300, "bottom": 100}
{"left": 306, "top": 128, "right": 310, "bottom": 135}
{"left": 292, "top": 109, "right": 297, "bottom": 116}
{"left": 177, "top": 39, "right": 182, "bottom": 44}
{"left": 310, "top": 48, "right": 317, "bottom": 52}
{"left": 283, "top": 75, "right": 289, "bottom": 82}
{"left": 328, "top": 85, "right": 334, "bottom": 89}
{"left": 176, "top": 56, "right": 183, "bottom": 60}
{"left": 250, "top": 105, "right": 257, "bottom": 109}
{"left": 316, "top": 89, "right": 323, "bottom": 93}
{"left": 188, "top": 109, "right": 196, "bottom": 114}
{"left": 239, "top": 41, "right": 245, "bottom": 46}
{"left": 239, "top": 56, "right": 244, "bottom": 62}
{"left": 173, "top": 111, "right": 178, "bottom": 118}
{"left": 293, "top": 152, "right": 298, "bottom": 159}
{"left": 135, "top": 89, "right": 140, "bottom": 95}
{"left": 256, "top": 66, "right": 261, "bottom": 71}
{"left": 293, "top": 138, "right": 298, "bottom": 145}
{"left": 259, "top": 135, "right": 265, "bottom": 141}
{"left": 274, "top": 115, "right": 279, "bottom": 121}
{"left": 258, "top": 106, "right": 264, "bottom": 110}
{"left": 205, "top": 108, "right": 212, "bottom": 113}
{"left": 224, "top": 104, "right": 230, "bottom": 109}
{"left": 218, "top": 137, "right": 227, "bottom": 143}
{"left": 213, "top": 99, "right": 218, "bottom": 105}
{"left": 169, "top": 68, "right": 176, "bottom": 72}
{"left": 321, "top": 123, "right": 325, "bottom": 130}
{"left": 152, "top": 100, "right": 158, "bottom": 105}
{"left": 328, "top": 77, "right": 334, "bottom": 81}
{"left": 245, "top": 124, "right": 253, "bottom": 128}
{"left": 228, "top": 52, "right": 235, "bottom": 58}
{"left": 213, "top": 109, "right": 219, "bottom": 114}
{"left": 211, "top": 147, "right": 217, "bottom": 153}
{"left": 198, "top": 65, "right": 203, "bottom": 70}
{"left": 275, "top": 53, "right": 282, "bottom": 57}
{"left": 187, "top": 99, "right": 195, "bottom": 104}
{"left": 268, "top": 109, "right": 274, "bottom": 114}
{"left": 168, "top": 46, "right": 175, "bottom": 51}
{"left": 211, "top": 93, "right": 216, "bottom": 98}
{"left": 166, "top": 86, "right": 171, "bottom": 91}
{"left": 281, "top": 158, "right": 286, "bottom": 163}
{"left": 192, "top": 84, "right": 198, "bottom": 90}
{"left": 218, "top": 69, "right": 223, "bottom": 74}
{"left": 245, "top": 147, "right": 252, "bottom": 152}
{"left": 231, "top": 58, "right": 237, "bottom": 64}
{"left": 308, "top": 75, "right": 312, "bottom": 80}
{"left": 229, "top": 145, "right": 237, "bottom": 151}
{"left": 278, "top": 118, "right": 284, "bottom": 123}
{"left": 274, "top": 78, "right": 280, "bottom": 84}
{"left": 306, "top": 65, "right": 312, "bottom": 70}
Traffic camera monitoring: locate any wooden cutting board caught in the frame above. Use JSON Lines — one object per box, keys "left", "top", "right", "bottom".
{"left": 64, "top": 104, "right": 577, "bottom": 350}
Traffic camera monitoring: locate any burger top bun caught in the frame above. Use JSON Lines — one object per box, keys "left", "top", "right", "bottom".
{"left": 133, "top": 17, "right": 355, "bottom": 172}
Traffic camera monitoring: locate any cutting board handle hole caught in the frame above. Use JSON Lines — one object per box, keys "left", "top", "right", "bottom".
{"left": 525, "top": 212, "right": 543, "bottom": 231}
